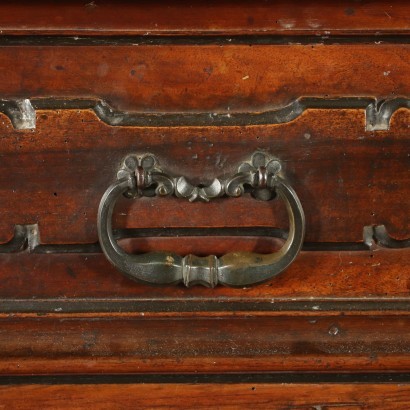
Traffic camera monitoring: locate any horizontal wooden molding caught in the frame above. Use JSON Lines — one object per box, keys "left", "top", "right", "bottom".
{"left": 0, "top": 224, "right": 408, "bottom": 255}
{"left": 0, "top": 35, "right": 410, "bottom": 46}
{"left": 1, "top": 314, "right": 410, "bottom": 374}
{"left": 1, "top": 298, "right": 410, "bottom": 314}
{"left": 0, "top": 97, "right": 409, "bottom": 131}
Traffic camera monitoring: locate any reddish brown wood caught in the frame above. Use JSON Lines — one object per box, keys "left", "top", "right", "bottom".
{"left": 0, "top": 383, "right": 410, "bottom": 409}
{"left": 0, "top": 108, "right": 408, "bottom": 244}
{"left": 0, "top": 249, "right": 408, "bottom": 300}
{"left": 0, "top": 4, "right": 409, "bottom": 401}
{"left": 0, "top": 313, "right": 410, "bottom": 374}
{"left": 0, "top": 0, "right": 408, "bottom": 36}
{"left": 0, "top": 45, "right": 408, "bottom": 112}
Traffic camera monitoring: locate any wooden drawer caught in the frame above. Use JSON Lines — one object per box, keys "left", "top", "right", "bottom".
{"left": 0, "top": 1, "right": 409, "bottom": 407}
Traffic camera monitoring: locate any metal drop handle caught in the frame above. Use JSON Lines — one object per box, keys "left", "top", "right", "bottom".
{"left": 97, "top": 152, "right": 305, "bottom": 288}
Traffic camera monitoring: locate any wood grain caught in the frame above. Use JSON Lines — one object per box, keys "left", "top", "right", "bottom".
{"left": 0, "top": 383, "right": 410, "bottom": 409}
{"left": 0, "top": 3, "right": 408, "bottom": 393}
{"left": 0, "top": 108, "right": 408, "bottom": 244}
{"left": 1, "top": 314, "right": 410, "bottom": 374}
{"left": 0, "top": 249, "right": 408, "bottom": 300}
{"left": 0, "top": 0, "right": 409, "bottom": 36}
{"left": 0, "top": 44, "right": 408, "bottom": 112}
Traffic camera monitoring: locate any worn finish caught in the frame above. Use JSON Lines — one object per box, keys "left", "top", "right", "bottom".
{"left": 1, "top": 383, "right": 410, "bottom": 409}
{"left": 0, "top": 4, "right": 409, "bottom": 406}
{"left": 1, "top": 314, "right": 410, "bottom": 374}
{"left": 0, "top": 249, "right": 408, "bottom": 303}
{"left": 0, "top": 45, "right": 409, "bottom": 112}
{"left": 1, "top": 97, "right": 409, "bottom": 131}
{"left": 0, "top": 108, "right": 408, "bottom": 244}
{"left": 0, "top": 0, "right": 409, "bottom": 36}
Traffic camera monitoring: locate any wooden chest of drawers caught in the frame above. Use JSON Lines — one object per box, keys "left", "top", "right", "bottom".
{"left": 0, "top": 1, "right": 409, "bottom": 408}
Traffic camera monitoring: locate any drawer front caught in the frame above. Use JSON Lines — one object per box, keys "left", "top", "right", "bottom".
{"left": 0, "top": 2, "right": 409, "bottom": 381}
{"left": 0, "top": 40, "right": 409, "bottom": 295}
{"left": 0, "top": 45, "right": 408, "bottom": 245}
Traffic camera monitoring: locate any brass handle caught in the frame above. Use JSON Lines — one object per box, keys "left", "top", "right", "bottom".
{"left": 97, "top": 152, "right": 305, "bottom": 288}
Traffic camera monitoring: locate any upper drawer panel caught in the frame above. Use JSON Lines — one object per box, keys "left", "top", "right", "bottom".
{"left": 0, "top": 44, "right": 409, "bottom": 112}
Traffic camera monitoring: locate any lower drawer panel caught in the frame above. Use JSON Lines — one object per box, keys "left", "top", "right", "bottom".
{"left": 1, "top": 313, "right": 410, "bottom": 374}
{"left": 1, "top": 381, "right": 409, "bottom": 409}
{"left": 1, "top": 248, "right": 408, "bottom": 374}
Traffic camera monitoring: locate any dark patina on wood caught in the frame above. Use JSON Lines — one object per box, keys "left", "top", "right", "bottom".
{"left": 0, "top": 3, "right": 409, "bottom": 407}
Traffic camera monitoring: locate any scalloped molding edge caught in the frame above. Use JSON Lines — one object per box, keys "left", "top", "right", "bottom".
{"left": 0, "top": 97, "right": 409, "bottom": 131}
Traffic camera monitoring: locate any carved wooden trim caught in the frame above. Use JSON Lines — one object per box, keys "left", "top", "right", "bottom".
{"left": 0, "top": 97, "right": 409, "bottom": 130}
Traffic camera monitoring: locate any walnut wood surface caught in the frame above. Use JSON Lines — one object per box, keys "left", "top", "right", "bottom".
{"left": 0, "top": 3, "right": 409, "bottom": 396}
{"left": 1, "top": 313, "right": 410, "bottom": 374}
{"left": 0, "top": 249, "right": 408, "bottom": 300}
{"left": 0, "top": 383, "right": 410, "bottom": 409}
{"left": 0, "top": 45, "right": 408, "bottom": 112}
{"left": 0, "top": 108, "right": 408, "bottom": 244}
{"left": 0, "top": 43, "right": 408, "bottom": 245}
{"left": 0, "top": 0, "right": 408, "bottom": 36}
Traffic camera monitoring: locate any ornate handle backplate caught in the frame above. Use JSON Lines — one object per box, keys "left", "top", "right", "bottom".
{"left": 97, "top": 152, "right": 305, "bottom": 287}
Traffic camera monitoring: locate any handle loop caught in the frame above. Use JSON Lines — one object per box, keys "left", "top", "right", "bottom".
{"left": 97, "top": 152, "right": 305, "bottom": 287}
